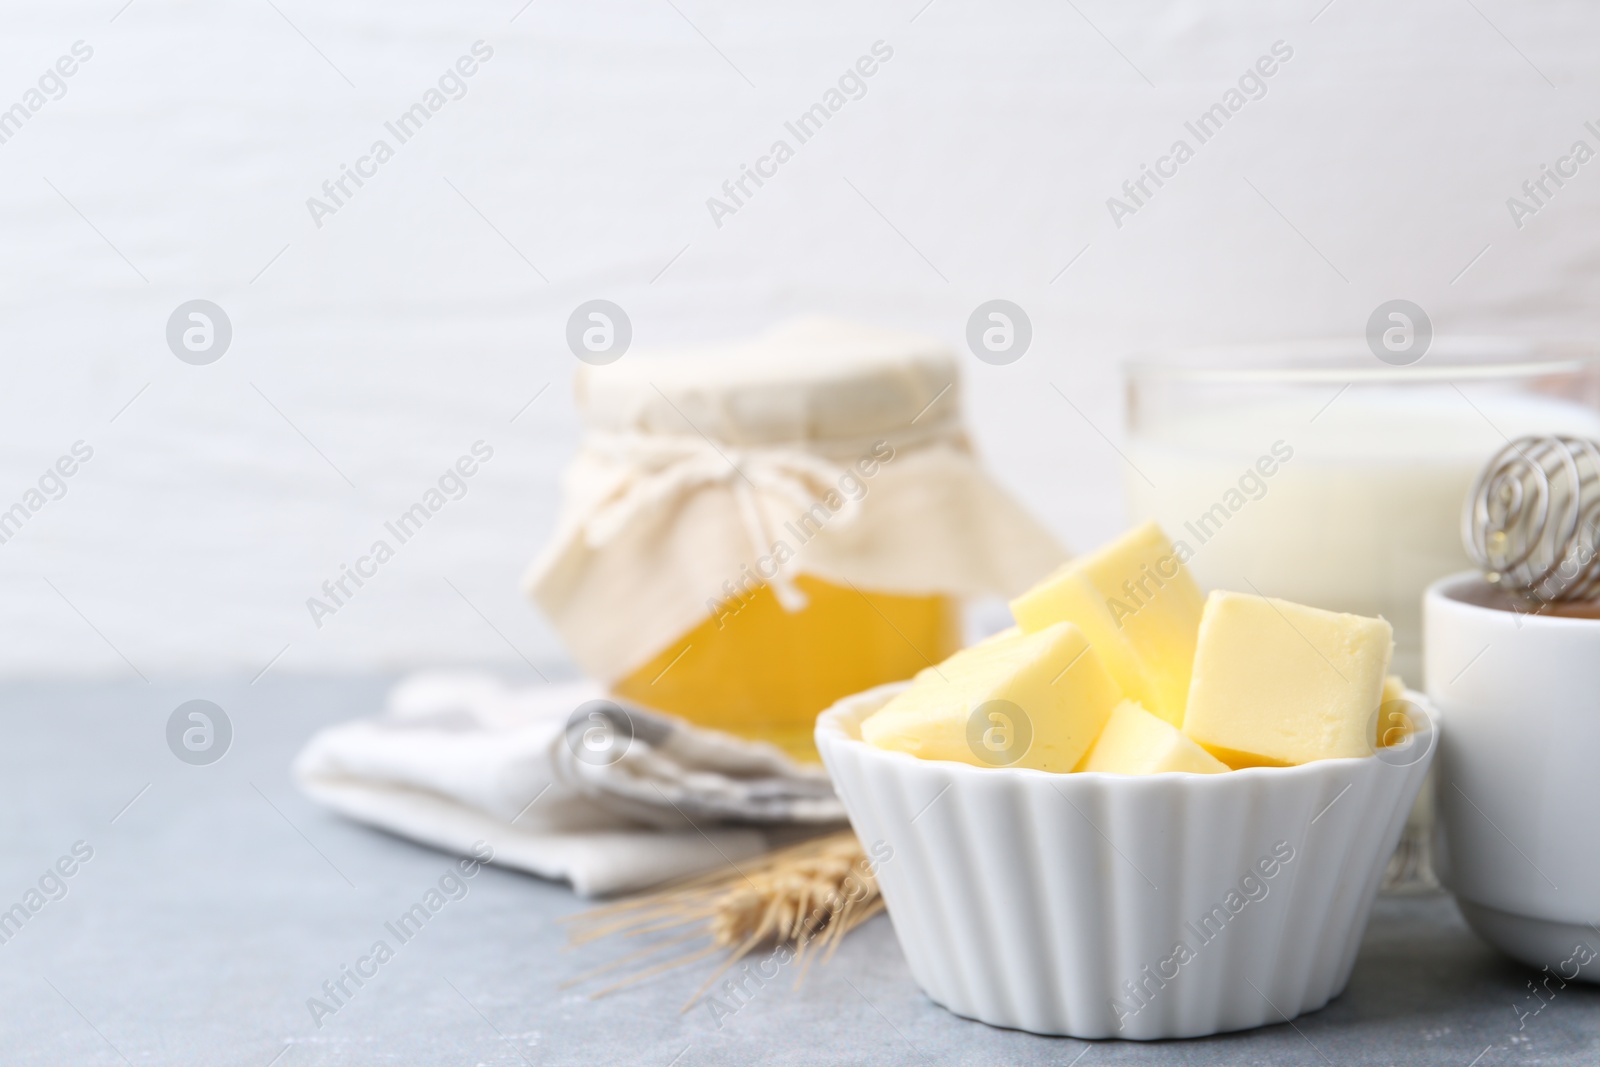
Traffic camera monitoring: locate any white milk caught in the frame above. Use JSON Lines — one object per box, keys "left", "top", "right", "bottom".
{"left": 1126, "top": 387, "right": 1600, "bottom": 682}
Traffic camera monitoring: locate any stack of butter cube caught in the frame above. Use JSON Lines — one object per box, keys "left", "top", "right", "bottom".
{"left": 860, "top": 522, "right": 1403, "bottom": 774}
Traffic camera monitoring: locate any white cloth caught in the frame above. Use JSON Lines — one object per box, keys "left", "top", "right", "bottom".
{"left": 293, "top": 673, "right": 844, "bottom": 897}
{"left": 525, "top": 318, "right": 1068, "bottom": 682}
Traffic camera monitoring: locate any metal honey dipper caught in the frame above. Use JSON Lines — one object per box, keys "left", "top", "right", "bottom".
{"left": 1462, "top": 434, "right": 1600, "bottom": 603}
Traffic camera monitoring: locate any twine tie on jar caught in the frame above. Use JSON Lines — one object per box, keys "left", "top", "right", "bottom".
{"left": 579, "top": 432, "right": 866, "bottom": 611}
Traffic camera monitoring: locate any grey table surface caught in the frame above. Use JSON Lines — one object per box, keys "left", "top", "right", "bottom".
{"left": 0, "top": 676, "right": 1593, "bottom": 1066}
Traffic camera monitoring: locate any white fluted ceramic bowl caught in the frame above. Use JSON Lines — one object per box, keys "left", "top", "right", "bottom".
{"left": 816, "top": 682, "right": 1437, "bottom": 1040}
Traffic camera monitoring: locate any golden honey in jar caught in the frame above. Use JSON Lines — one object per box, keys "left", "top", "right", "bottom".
{"left": 616, "top": 576, "right": 962, "bottom": 758}
{"left": 525, "top": 318, "right": 1065, "bottom": 761}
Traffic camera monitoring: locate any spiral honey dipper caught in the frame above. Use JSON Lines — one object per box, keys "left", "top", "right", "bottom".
{"left": 1462, "top": 434, "right": 1600, "bottom": 603}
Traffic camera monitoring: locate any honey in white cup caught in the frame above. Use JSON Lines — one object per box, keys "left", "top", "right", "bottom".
{"left": 1426, "top": 572, "right": 1600, "bottom": 979}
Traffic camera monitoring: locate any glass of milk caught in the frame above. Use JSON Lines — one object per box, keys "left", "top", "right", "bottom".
{"left": 1123, "top": 340, "right": 1600, "bottom": 685}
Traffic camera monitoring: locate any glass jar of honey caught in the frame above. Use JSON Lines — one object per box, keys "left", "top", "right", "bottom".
{"left": 525, "top": 318, "right": 1065, "bottom": 761}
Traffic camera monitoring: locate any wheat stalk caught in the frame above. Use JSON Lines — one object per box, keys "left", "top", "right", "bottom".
{"left": 559, "top": 829, "right": 884, "bottom": 1009}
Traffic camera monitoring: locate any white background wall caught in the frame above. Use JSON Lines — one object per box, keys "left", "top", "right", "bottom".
{"left": 3, "top": 0, "right": 1598, "bottom": 679}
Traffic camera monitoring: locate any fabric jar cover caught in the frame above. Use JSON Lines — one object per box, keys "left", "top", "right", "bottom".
{"left": 524, "top": 317, "right": 1068, "bottom": 684}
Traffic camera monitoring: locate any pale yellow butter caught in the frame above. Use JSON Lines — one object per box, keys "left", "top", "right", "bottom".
{"left": 1381, "top": 674, "right": 1406, "bottom": 706}
{"left": 1376, "top": 673, "right": 1412, "bottom": 748}
{"left": 1077, "top": 699, "right": 1228, "bottom": 775}
{"left": 1008, "top": 521, "right": 1203, "bottom": 727}
{"left": 912, "top": 625, "right": 1019, "bottom": 684}
{"left": 1182, "top": 590, "right": 1393, "bottom": 767}
{"left": 861, "top": 622, "right": 1122, "bottom": 772}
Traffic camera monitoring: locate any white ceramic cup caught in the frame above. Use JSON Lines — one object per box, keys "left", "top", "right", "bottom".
{"left": 1425, "top": 572, "right": 1600, "bottom": 980}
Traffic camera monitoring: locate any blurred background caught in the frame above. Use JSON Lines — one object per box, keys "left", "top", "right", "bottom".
{"left": 3, "top": 0, "right": 1598, "bottom": 679}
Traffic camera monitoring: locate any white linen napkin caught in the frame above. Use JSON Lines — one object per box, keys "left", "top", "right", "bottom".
{"left": 292, "top": 672, "right": 845, "bottom": 897}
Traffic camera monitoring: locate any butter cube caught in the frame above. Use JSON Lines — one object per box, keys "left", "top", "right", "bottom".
{"left": 862, "top": 622, "right": 1121, "bottom": 772}
{"left": 1182, "top": 591, "right": 1393, "bottom": 766}
{"left": 1381, "top": 674, "right": 1406, "bottom": 706}
{"left": 1009, "top": 521, "right": 1203, "bottom": 726}
{"left": 1377, "top": 674, "right": 1411, "bottom": 748}
{"left": 913, "top": 626, "right": 1019, "bottom": 683}
{"left": 1077, "top": 700, "right": 1228, "bottom": 775}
